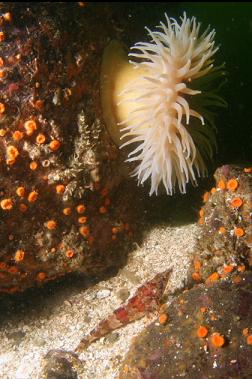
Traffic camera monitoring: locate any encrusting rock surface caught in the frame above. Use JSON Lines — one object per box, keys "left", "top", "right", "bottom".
{"left": 0, "top": 2, "right": 144, "bottom": 294}
{"left": 188, "top": 164, "right": 252, "bottom": 285}
{"left": 119, "top": 270, "right": 252, "bottom": 379}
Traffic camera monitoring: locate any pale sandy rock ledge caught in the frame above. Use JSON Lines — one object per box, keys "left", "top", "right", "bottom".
{"left": 0, "top": 190, "right": 202, "bottom": 379}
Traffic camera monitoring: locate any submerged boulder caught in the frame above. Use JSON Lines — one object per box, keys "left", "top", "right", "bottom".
{"left": 0, "top": 3, "right": 140, "bottom": 293}
{"left": 189, "top": 164, "right": 252, "bottom": 284}
{"left": 120, "top": 271, "right": 252, "bottom": 379}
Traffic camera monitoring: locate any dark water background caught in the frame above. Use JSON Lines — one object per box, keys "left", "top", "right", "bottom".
{"left": 178, "top": 2, "right": 252, "bottom": 165}
{"left": 114, "top": 2, "right": 252, "bottom": 165}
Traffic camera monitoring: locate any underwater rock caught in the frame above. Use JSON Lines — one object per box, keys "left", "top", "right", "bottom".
{"left": 189, "top": 164, "right": 252, "bottom": 284}
{"left": 0, "top": 3, "right": 140, "bottom": 293}
{"left": 119, "top": 271, "right": 252, "bottom": 379}
{"left": 41, "top": 350, "right": 80, "bottom": 379}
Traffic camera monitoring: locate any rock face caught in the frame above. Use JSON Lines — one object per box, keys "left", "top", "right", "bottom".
{"left": 42, "top": 350, "right": 80, "bottom": 379}
{"left": 189, "top": 164, "right": 252, "bottom": 284}
{"left": 120, "top": 271, "right": 252, "bottom": 379}
{"left": 0, "top": 3, "right": 140, "bottom": 293}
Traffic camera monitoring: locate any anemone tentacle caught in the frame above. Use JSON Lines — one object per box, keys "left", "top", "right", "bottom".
{"left": 119, "top": 12, "right": 225, "bottom": 195}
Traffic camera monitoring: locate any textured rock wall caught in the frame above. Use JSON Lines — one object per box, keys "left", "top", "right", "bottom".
{"left": 0, "top": 3, "right": 139, "bottom": 293}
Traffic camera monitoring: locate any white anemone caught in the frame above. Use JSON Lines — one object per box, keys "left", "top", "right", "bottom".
{"left": 101, "top": 13, "right": 226, "bottom": 195}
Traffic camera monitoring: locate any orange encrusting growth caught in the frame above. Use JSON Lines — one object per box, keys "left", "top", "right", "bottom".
{"left": 210, "top": 187, "right": 216, "bottom": 194}
{"left": 78, "top": 216, "right": 87, "bottom": 224}
{"left": 0, "top": 102, "right": 5, "bottom": 113}
{"left": 206, "top": 272, "right": 219, "bottom": 283}
{"left": 203, "top": 191, "right": 210, "bottom": 203}
{"left": 36, "top": 133, "right": 46, "bottom": 144}
{"left": 199, "top": 208, "right": 204, "bottom": 218}
{"left": 76, "top": 204, "right": 86, "bottom": 214}
{"left": 79, "top": 226, "right": 90, "bottom": 237}
{"left": 0, "top": 69, "right": 6, "bottom": 78}
{"left": 194, "top": 260, "right": 202, "bottom": 272}
{"left": 0, "top": 128, "right": 7, "bottom": 136}
{"left": 3, "top": 8, "right": 13, "bottom": 22}
{"left": 0, "top": 198, "right": 13, "bottom": 210}
{"left": 192, "top": 272, "right": 201, "bottom": 282}
{"left": 217, "top": 180, "right": 226, "bottom": 190}
{"left": 0, "top": 32, "right": 5, "bottom": 42}
{"left": 14, "top": 250, "right": 25, "bottom": 262}
{"left": 3, "top": 12, "right": 12, "bottom": 22}
{"left": 243, "top": 328, "right": 249, "bottom": 337}
{"left": 63, "top": 207, "right": 71, "bottom": 215}
{"left": 244, "top": 167, "right": 252, "bottom": 173}
{"left": 211, "top": 332, "right": 225, "bottom": 347}
{"left": 56, "top": 184, "right": 65, "bottom": 194}
{"left": 12, "top": 131, "right": 24, "bottom": 141}
{"left": 37, "top": 272, "right": 46, "bottom": 281}
{"left": 113, "top": 227, "right": 120, "bottom": 234}
{"left": 66, "top": 250, "right": 74, "bottom": 258}
{"left": 230, "top": 197, "right": 243, "bottom": 208}
{"left": 223, "top": 265, "right": 234, "bottom": 273}
{"left": 27, "top": 191, "right": 38, "bottom": 202}
{"left": 238, "top": 265, "right": 245, "bottom": 272}
{"left": 159, "top": 313, "right": 168, "bottom": 325}
{"left": 234, "top": 227, "right": 245, "bottom": 237}
{"left": 218, "top": 226, "right": 226, "bottom": 234}
{"left": 29, "top": 161, "right": 38, "bottom": 170}
{"left": 197, "top": 326, "right": 208, "bottom": 338}
{"left": 46, "top": 220, "right": 57, "bottom": 230}
{"left": 226, "top": 178, "right": 238, "bottom": 191}
{"left": 246, "top": 335, "right": 252, "bottom": 345}
{"left": 7, "top": 145, "right": 19, "bottom": 159}
{"left": 49, "top": 139, "right": 61, "bottom": 151}
{"left": 198, "top": 217, "right": 205, "bottom": 225}
{"left": 24, "top": 119, "right": 37, "bottom": 136}
{"left": 16, "top": 187, "right": 25, "bottom": 197}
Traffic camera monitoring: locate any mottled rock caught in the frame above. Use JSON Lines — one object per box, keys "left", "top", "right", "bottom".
{"left": 120, "top": 271, "right": 252, "bottom": 379}
{"left": 41, "top": 350, "right": 81, "bottom": 379}
{"left": 189, "top": 164, "right": 252, "bottom": 284}
{"left": 0, "top": 3, "right": 141, "bottom": 293}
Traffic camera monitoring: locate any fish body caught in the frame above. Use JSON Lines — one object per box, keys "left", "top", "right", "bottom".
{"left": 75, "top": 269, "right": 171, "bottom": 353}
